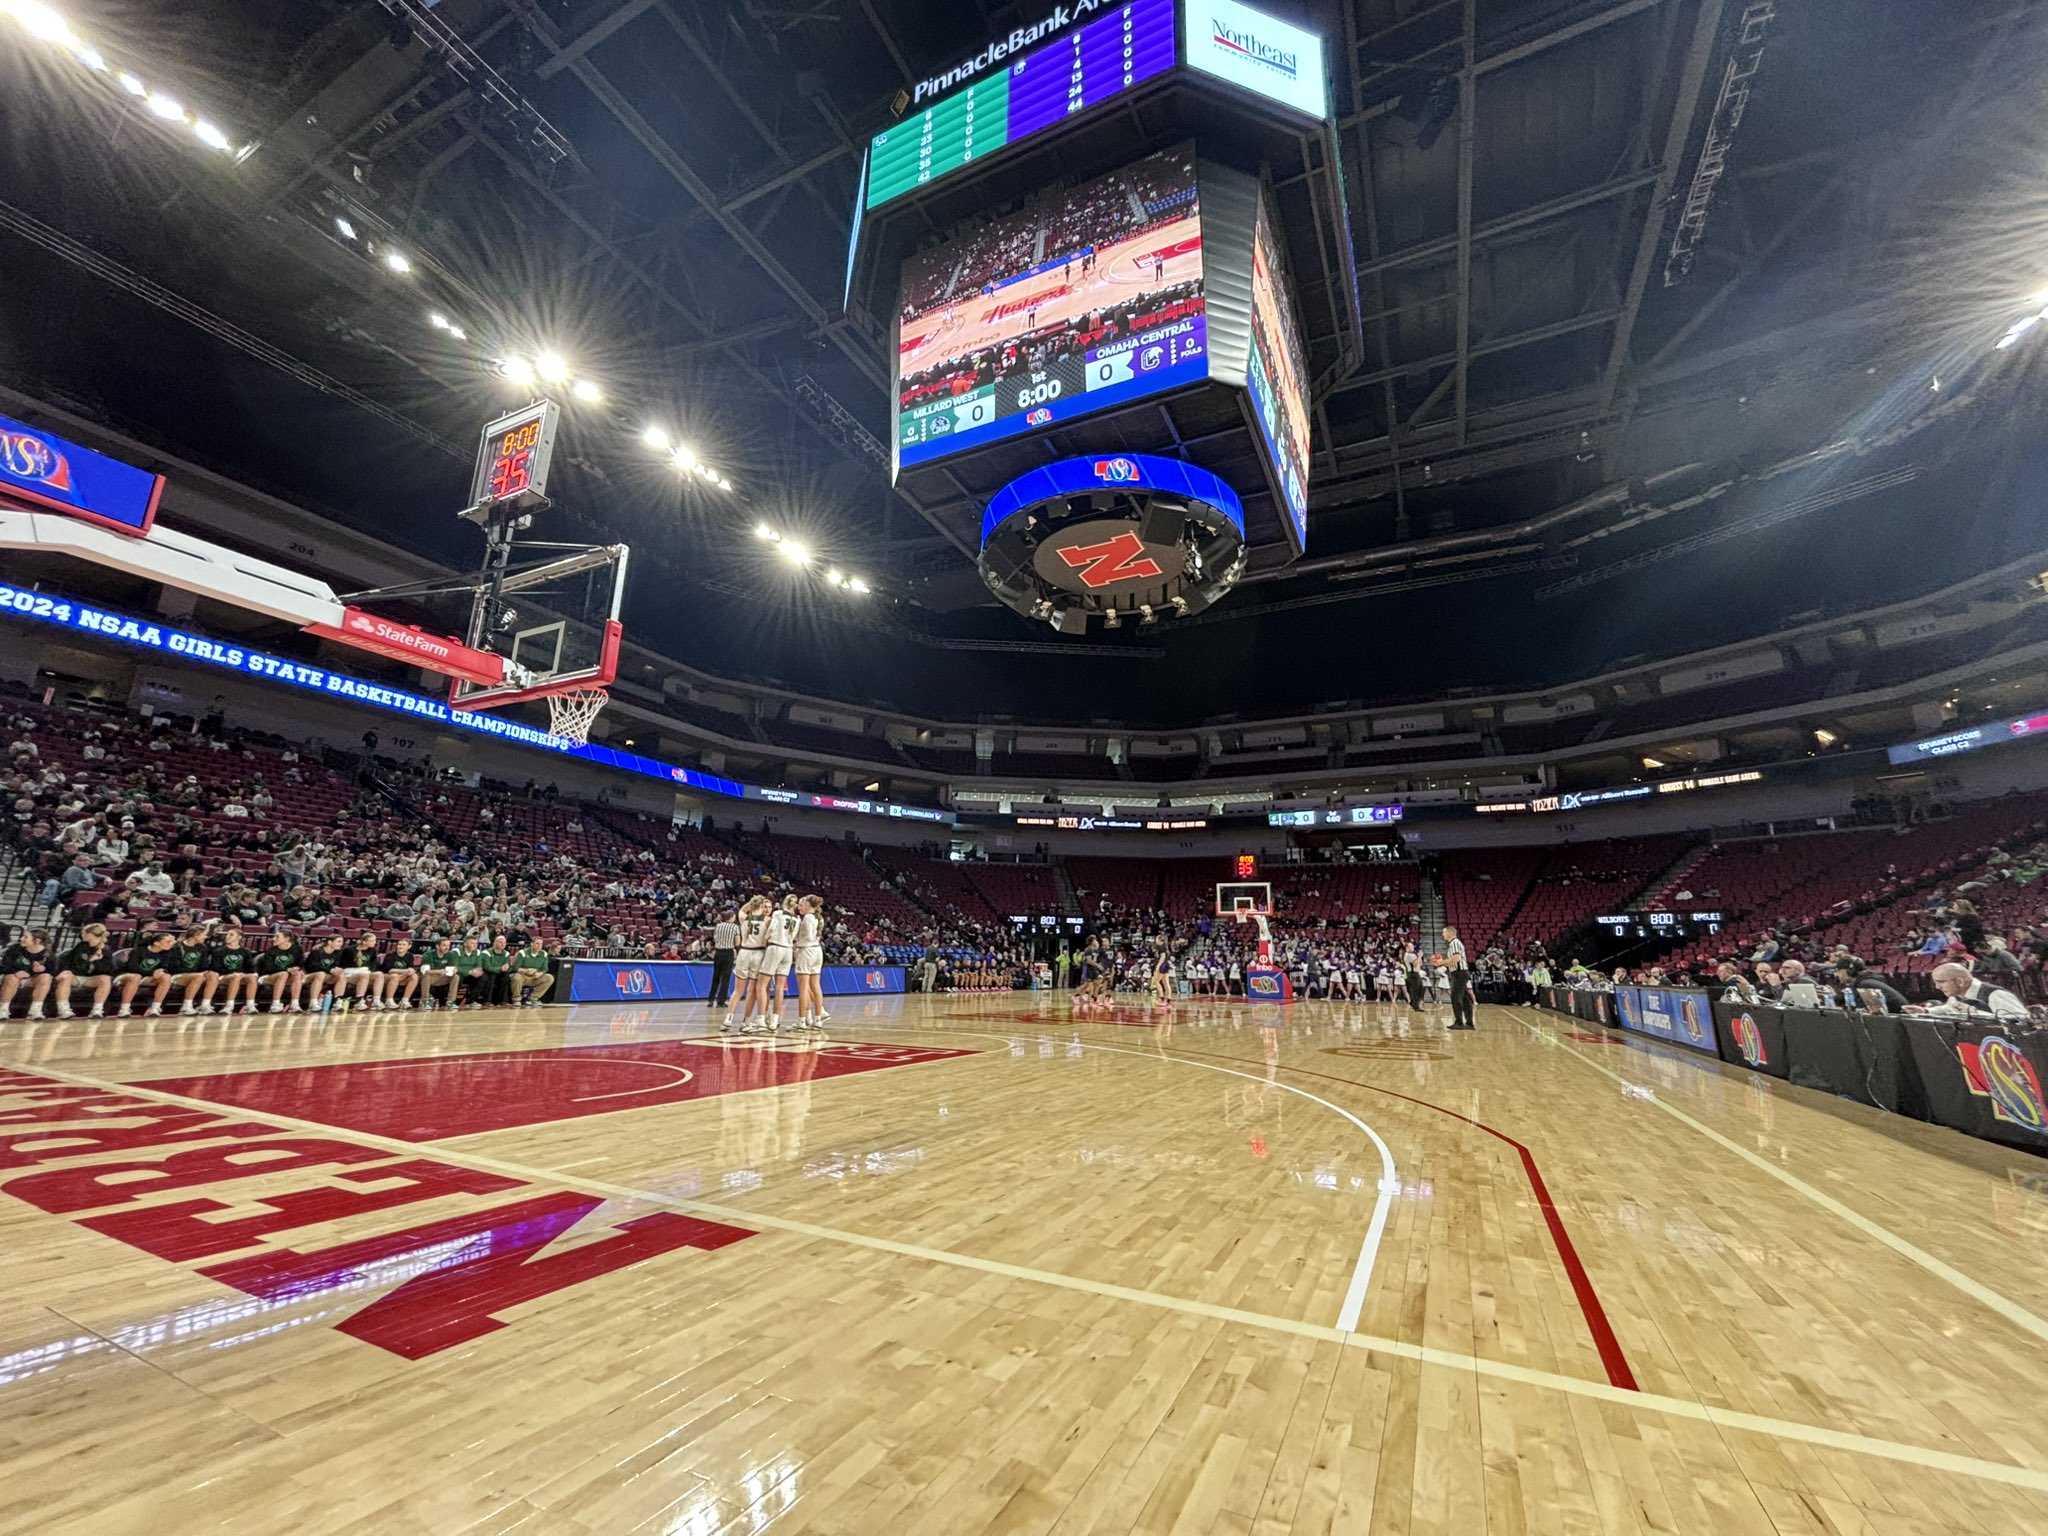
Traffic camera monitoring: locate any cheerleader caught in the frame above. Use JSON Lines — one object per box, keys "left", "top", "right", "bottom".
{"left": 1346, "top": 957, "right": 1366, "bottom": 1002}
{"left": 724, "top": 895, "right": 772, "bottom": 1033}
{"left": 792, "top": 893, "right": 827, "bottom": 1030}
{"left": 1375, "top": 963, "right": 1397, "bottom": 1003}
{"left": 1151, "top": 948, "right": 1175, "bottom": 1006}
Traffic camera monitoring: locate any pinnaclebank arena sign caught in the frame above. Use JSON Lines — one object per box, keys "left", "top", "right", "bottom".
{"left": 911, "top": 0, "right": 1326, "bottom": 120}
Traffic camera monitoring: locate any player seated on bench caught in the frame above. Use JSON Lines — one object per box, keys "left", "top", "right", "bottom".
{"left": 0, "top": 927, "right": 55, "bottom": 1018}
{"left": 207, "top": 925, "right": 261, "bottom": 1015}
{"left": 51, "top": 922, "right": 117, "bottom": 1019}
{"left": 379, "top": 937, "right": 423, "bottom": 1010}
{"left": 116, "top": 930, "right": 186, "bottom": 1017}
{"left": 257, "top": 930, "right": 303, "bottom": 1012}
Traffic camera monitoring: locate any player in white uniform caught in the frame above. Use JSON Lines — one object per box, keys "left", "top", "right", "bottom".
{"left": 792, "top": 893, "right": 827, "bottom": 1030}
{"left": 760, "top": 896, "right": 798, "bottom": 1033}
{"left": 724, "top": 896, "right": 772, "bottom": 1033}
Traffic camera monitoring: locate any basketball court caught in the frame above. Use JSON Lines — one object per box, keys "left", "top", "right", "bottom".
{"left": 5, "top": 990, "right": 2048, "bottom": 1534}
{"left": 897, "top": 213, "right": 1205, "bottom": 382}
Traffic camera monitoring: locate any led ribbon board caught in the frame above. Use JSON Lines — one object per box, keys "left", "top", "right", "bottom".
{"left": 866, "top": 0, "right": 1178, "bottom": 211}
{"left": 0, "top": 412, "right": 164, "bottom": 536}
{"left": 980, "top": 452, "right": 1244, "bottom": 549}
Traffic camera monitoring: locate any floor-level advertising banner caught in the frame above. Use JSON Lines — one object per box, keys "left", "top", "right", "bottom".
{"left": 1900, "top": 1018, "right": 2048, "bottom": 1152}
{"left": 1713, "top": 1002, "right": 1791, "bottom": 1080}
{"left": 566, "top": 961, "right": 908, "bottom": 1004}
{"left": 1615, "top": 986, "right": 1719, "bottom": 1054}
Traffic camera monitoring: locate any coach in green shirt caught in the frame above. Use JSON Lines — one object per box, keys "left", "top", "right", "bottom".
{"left": 508, "top": 938, "right": 555, "bottom": 1005}
{"left": 450, "top": 937, "right": 487, "bottom": 1009}
{"left": 480, "top": 933, "right": 514, "bottom": 1006}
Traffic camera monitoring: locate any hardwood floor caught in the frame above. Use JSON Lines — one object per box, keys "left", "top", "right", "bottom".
{"left": 3, "top": 992, "right": 2046, "bottom": 1534}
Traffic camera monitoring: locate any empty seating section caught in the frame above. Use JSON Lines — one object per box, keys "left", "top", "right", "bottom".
{"left": 1267, "top": 864, "right": 1421, "bottom": 927}
{"left": 866, "top": 848, "right": 1060, "bottom": 925}
{"left": 1512, "top": 836, "right": 1695, "bottom": 947}
{"left": 1438, "top": 846, "right": 1548, "bottom": 952}
{"left": 1660, "top": 791, "right": 2048, "bottom": 973}
{"left": 1067, "top": 856, "right": 1163, "bottom": 915}
{"left": 726, "top": 831, "right": 926, "bottom": 930}
{"left": 757, "top": 718, "right": 876, "bottom": 756}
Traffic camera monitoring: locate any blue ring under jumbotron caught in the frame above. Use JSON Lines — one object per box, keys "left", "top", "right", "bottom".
{"left": 979, "top": 454, "right": 1247, "bottom": 550}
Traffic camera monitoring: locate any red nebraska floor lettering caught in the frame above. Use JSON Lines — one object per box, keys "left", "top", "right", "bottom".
{"left": 0, "top": 1065, "right": 753, "bottom": 1359}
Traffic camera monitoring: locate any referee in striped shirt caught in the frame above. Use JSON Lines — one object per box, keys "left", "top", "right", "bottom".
{"left": 1444, "top": 926, "right": 1476, "bottom": 1031}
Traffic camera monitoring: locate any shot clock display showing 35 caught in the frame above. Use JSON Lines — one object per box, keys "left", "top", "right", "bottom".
{"left": 468, "top": 400, "right": 560, "bottom": 512}
{"left": 865, "top": 0, "right": 1176, "bottom": 211}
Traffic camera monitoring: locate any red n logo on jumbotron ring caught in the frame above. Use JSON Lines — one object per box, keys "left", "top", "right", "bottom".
{"left": 1057, "top": 529, "right": 1163, "bottom": 589}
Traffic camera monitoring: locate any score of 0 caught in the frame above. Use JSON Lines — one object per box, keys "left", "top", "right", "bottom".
{"left": 468, "top": 399, "right": 561, "bottom": 514}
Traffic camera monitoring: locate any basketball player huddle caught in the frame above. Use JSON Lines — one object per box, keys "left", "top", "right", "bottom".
{"left": 721, "top": 893, "right": 829, "bottom": 1036}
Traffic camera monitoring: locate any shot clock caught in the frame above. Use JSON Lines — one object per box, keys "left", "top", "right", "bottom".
{"left": 468, "top": 400, "right": 561, "bottom": 514}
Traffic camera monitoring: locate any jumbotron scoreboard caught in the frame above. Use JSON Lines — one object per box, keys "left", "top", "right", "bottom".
{"left": 847, "top": 0, "right": 1353, "bottom": 634}
{"left": 866, "top": 0, "right": 1179, "bottom": 210}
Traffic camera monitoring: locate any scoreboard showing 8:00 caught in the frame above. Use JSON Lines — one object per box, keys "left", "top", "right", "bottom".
{"left": 866, "top": 0, "right": 1177, "bottom": 210}
{"left": 468, "top": 399, "right": 560, "bottom": 512}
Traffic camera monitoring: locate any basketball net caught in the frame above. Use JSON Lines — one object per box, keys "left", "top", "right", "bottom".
{"left": 545, "top": 687, "right": 609, "bottom": 745}
{"left": 1233, "top": 908, "right": 1273, "bottom": 965}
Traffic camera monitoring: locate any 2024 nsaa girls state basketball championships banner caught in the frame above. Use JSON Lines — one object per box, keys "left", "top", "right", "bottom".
{"left": 565, "top": 961, "right": 908, "bottom": 1004}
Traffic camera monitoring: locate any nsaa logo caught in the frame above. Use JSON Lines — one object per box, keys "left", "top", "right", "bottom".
{"left": 1730, "top": 1011, "right": 1768, "bottom": 1067}
{"left": 1677, "top": 995, "right": 1706, "bottom": 1043}
{"left": 1, "top": 429, "right": 73, "bottom": 493}
{"left": 1026, "top": 407, "right": 1053, "bottom": 426}
{"left": 864, "top": 970, "right": 886, "bottom": 989}
{"left": 612, "top": 968, "right": 656, "bottom": 997}
{"left": 1958, "top": 1035, "right": 2048, "bottom": 1133}
{"left": 1092, "top": 457, "right": 1141, "bottom": 483}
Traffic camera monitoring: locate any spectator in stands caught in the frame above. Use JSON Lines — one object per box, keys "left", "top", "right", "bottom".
{"left": 1927, "top": 962, "right": 2030, "bottom": 1022}
{"left": 1976, "top": 936, "right": 2024, "bottom": 980}
{"left": 92, "top": 824, "right": 129, "bottom": 867}
{"left": 55, "top": 853, "right": 105, "bottom": 903}
{"left": 125, "top": 859, "right": 173, "bottom": 897}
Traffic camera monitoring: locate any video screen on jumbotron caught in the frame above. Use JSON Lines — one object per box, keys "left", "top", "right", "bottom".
{"left": 894, "top": 144, "right": 1207, "bottom": 469}
{"left": 1247, "top": 194, "right": 1312, "bottom": 549}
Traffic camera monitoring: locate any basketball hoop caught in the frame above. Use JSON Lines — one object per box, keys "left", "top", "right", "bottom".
{"left": 545, "top": 687, "right": 609, "bottom": 745}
